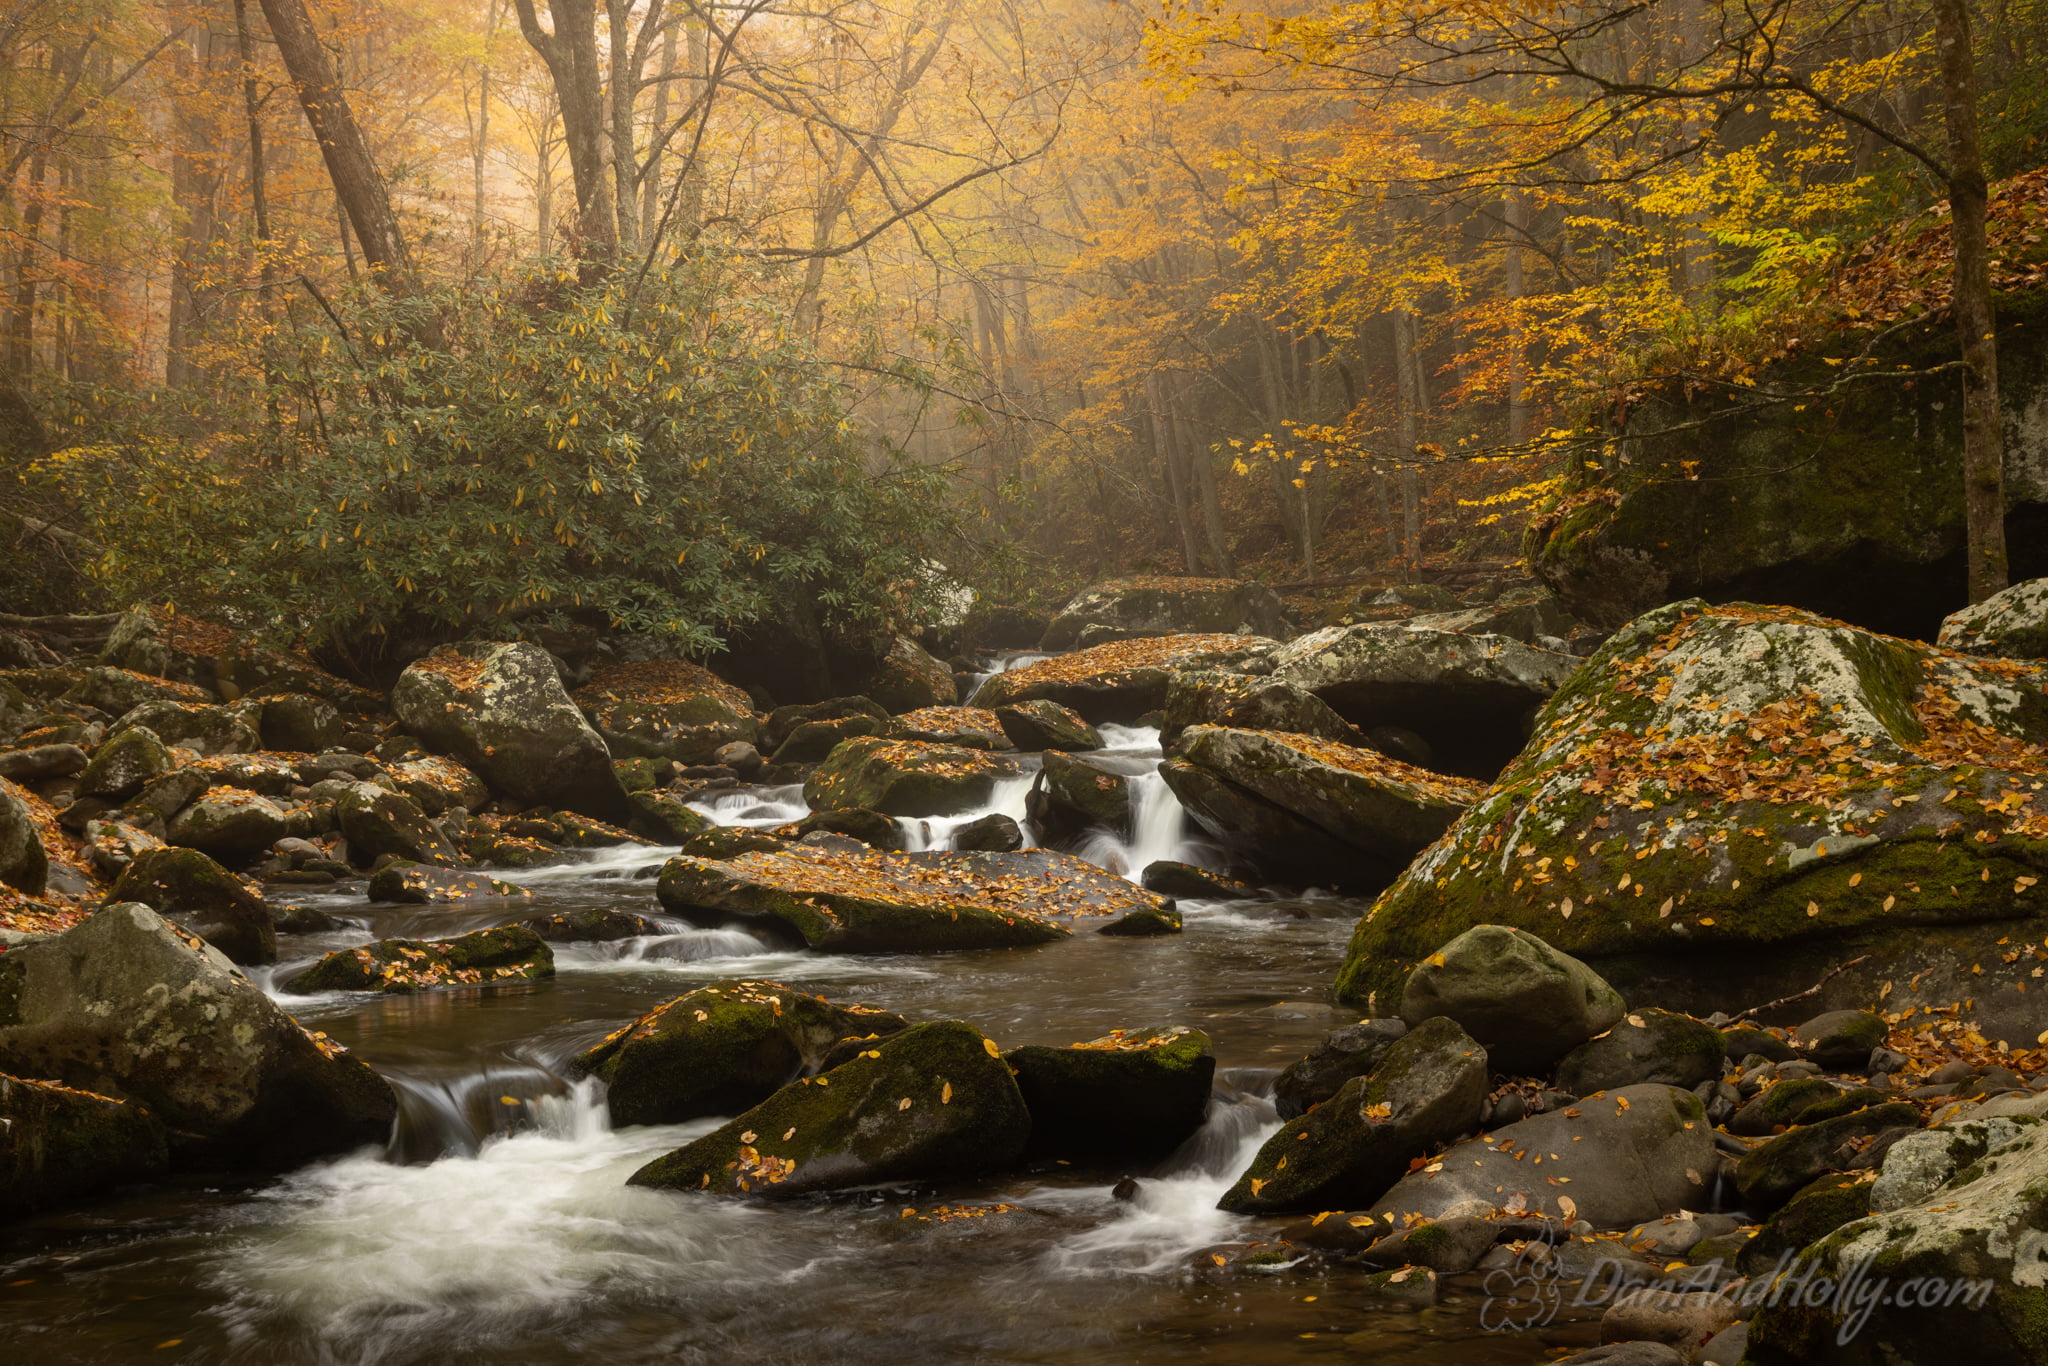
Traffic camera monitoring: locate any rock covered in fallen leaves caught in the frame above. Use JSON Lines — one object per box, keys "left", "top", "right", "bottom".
{"left": 1336, "top": 601, "right": 2048, "bottom": 1038}
{"left": 575, "top": 979, "right": 909, "bottom": 1126}
{"left": 1940, "top": 576, "right": 2048, "bottom": 661}
{"left": 572, "top": 658, "right": 759, "bottom": 766}
{"left": 973, "top": 634, "right": 1278, "bottom": 722}
{"left": 1160, "top": 670, "right": 1360, "bottom": 747}
{"left": 1163, "top": 726, "right": 1485, "bottom": 890}
{"left": 366, "top": 861, "right": 532, "bottom": 905}
{"left": 655, "top": 845, "right": 1170, "bottom": 953}
{"left": 1399, "top": 925, "right": 1626, "bottom": 1076}
{"left": 393, "top": 642, "right": 633, "bottom": 824}
{"left": 111, "top": 699, "right": 262, "bottom": 756}
{"left": 0, "top": 903, "right": 395, "bottom": 1165}
{"left": 164, "top": 787, "right": 292, "bottom": 865}
{"left": 802, "top": 735, "right": 1022, "bottom": 816}
{"left": 1039, "top": 577, "right": 1288, "bottom": 652}
{"left": 98, "top": 605, "right": 378, "bottom": 710}
{"left": 0, "top": 1071, "right": 170, "bottom": 1216}
{"left": 627, "top": 1020, "right": 1030, "bottom": 1196}
{"left": 110, "top": 846, "right": 275, "bottom": 965}
{"left": 384, "top": 755, "right": 490, "bottom": 816}
{"left": 992, "top": 698, "right": 1102, "bottom": 753}
{"left": 1006, "top": 1026, "right": 1215, "bottom": 1160}
{"left": 1218, "top": 1016, "right": 1489, "bottom": 1214}
{"left": 285, "top": 924, "right": 554, "bottom": 994}
{"left": 886, "top": 705, "right": 1012, "bottom": 750}
{"left": 334, "top": 781, "right": 458, "bottom": 868}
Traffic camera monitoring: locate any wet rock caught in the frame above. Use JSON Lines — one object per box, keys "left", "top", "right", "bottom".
{"left": 520, "top": 908, "right": 666, "bottom": 942}
{"left": 953, "top": 812, "right": 1024, "bottom": 852}
{"left": 790, "top": 806, "right": 905, "bottom": 851}
{"left": 0, "top": 903, "right": 395, "bottom": 1165}
{"left": 165, "top": 789, "right": 292, "bottom": 865}
{"left": 975, "top": 634, "right": 1280, "bottom": 723}
{"left": 1370, "top": 1084, "right": 1716, "bottom": 1228}
{"left": 1099, "top": 899, "right": 1183, "bottom": 936}
{"left": 886, "top": 705, "right": 1010, "bottom": 750}
{"left": 680, "top": 825, "right": 787, "bottom": 859}
{"left": 1556, "top": 1009, "right": 1726, "bottom": 1095}
{"left": 1160, "top": 670, "right": 1360, "bottom": 747}
{"left": 572, "top": 659, "right": 759, "bottom": 766}
{"left": 1028, "top": 750, "right": 1130, "bottom": 838}
{"left": 0, "top": 743, "right": 87, "bottom": 782}
{"left": 1599, "top": 1288, "right": 1741, "bottom": 1359}
{"left": 1041, "top": 577, "right": 1287, "bottom": 651}
{"left": 0, "top": 1072, "right": 169, "bottom": 1216}
{"left": 1936, "top": 575, "right": 2048, "bottom": 660}
{"left": 366, "top": 861, "right": 532, "bottom": 904}
{"left": 1361, "top": 1263, "right": 1440, "bottom": 1307}
{"left": 1359, "top": 1215, "right": 1499, "bottom": 1273}
{"left": 1218, "top": 1016, "right": 1489, "bottom": 1214}
{"left": 1139, "top": 860, "right": 1258, "bottom": 900}
{"left": 861, "top": 636, "right": 958, "bottom": 713}
{"left": 627, "top": 789, "right": 712, "bottom": 843}
{"left": 113, "top": 700, "right": 262, "bottom": 756}
{"left": 1006, "top": 1027, "right": 1214, "bottom": 1159}
{"left": 1792, "top": 1009, "right": 1888, "bottom": 1070}
{"left": 334, "top": 782, "right": 458, "bottom": 867}
{"left": 0, "top": 777, "right": 47, "bottom": 894}
{"left": 1399, "top": 924, "right": 1626, "bottom": 1076}
{"left": 628, "top": 1020, "right": 1031, "bottom": 1196}
{"left": 993, "top": 698, "right": 1102, "bottom": 753}
{"left": 393, "top": 642, "right": 633, "bottom": 824}
{"left": 1740, "top": 1170, "right": 1875, "bottom": 1275}
{"left": 1273, "top": 1018, "right": 1410, "bottom": 1119}
{"left": 76, "top": 725, "right": 172, "bottom": 801}
{"left": 1732, "top": 1102, "right": 1921, "bottom": 1210}
{"left": 802, "top": 736, "right": 1021, "bottom": 817}
{"left": 109, "top": 846, "right": 275, "bottom": 965}
{"left": 286, "top": 925, "right": 554, "bottom": 994}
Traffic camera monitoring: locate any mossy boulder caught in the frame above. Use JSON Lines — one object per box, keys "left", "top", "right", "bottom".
{"left": 1161, "top": 670, "right": 1360, "bottom": 746}
{"left": 992, "top": 698, "right": 1102, "bottom": 753}
{"left": 575, "top": 979, "right": 909, "bottom": 1127}
{"left": 1399, "top": 924, "right": 1626, "bottom": 1076}
{"left": 0, "top": 903, "right": 395, "bottom": 1165}
{"left": 392, "top": 642, "right": 632, "bottom": 824}
{"left": 627, "top": 1020, "right": 1031, "bottom": 1196}
{"left": 99, "top": 605, "right": 377, "bottom": 710}
{"left": 110, "top": 846, "right": 274, "bottom": 965}
{"left": 1729, "top": 1077, "right": 1852, "bottom": 1137}
{"left": 63, "top": 665, "right": 212, "bottom": 716}
{"left": 366, "top": 861, "right": 532, "bottom": 904}
{"left": 770, "top": 713, "right": 887, "bottom": 764}
{"left": 334, "top": 782, "right": 458, "bottom": 867}
{"left": 861, "top": 636, "right": 958, "bottom": 713}
{"left": 1739, "top": 1170, "right": 1876, "bottom": 1276}
{"left": 257, "top": 693, "right": 346, "bottom": 753}
{"left": 974, "top": 634, "right": 1279, "bottom": 723}
{"left": 520, "top": 908, "right": 667, "bottom": 942}
{"left": 1792, "top": 1009, "right": 1889, "bottom": 1069}
{"left": 0, "top": 776, "right": 47, "bottom": 894}
{"left": 1040, "top": 577, "right": 1287, "bottom": 651}
{"left": 1732, "top": 1102, "right": 1921, "bottom": 1210}
{"left": 1006, "top": 1027, "right": 1215, "bottom": 1159}
{"left": 762, "top": 696, "right": 890, "bottom": 751}
{"left": 0, "top": 1071, "right": 170, "bottom": 1217}
{"left": 1273, "top": 1019, "right": 1411, "bottom": 1119}
{"left": 1028, "top": 750, "right": 1130, "bottom": 839}
{"left": 789, "top": 806, "right": 905, "bottom": 851}
{"left": 1940, "top": 576, "right": 2048, "bottom": 661}
{"left": 385, "top": 756, "right": 490, "bottom": 817}
{"left": 165, "top": 788, "right": 291, "bottom": 866}
{"left": 1140, "top": 860, "right": 1258, "bottom": 900}
{"left": 1162, "top": 726, "right": 1485, "bottom": 890}
{"left": 76, "top": 725, "right": 172, "bottom": 801}
{"left": 628, "top": 789, "right": 713, "bottom": 842}
{"left": 802, "top": 736, "right": 1022, "bottom": 816}
{"left": 1218, "top": 1016, "right": 1489, "bottom": 1214}
{"left": 112, "top": 700, "right": 262, "bottom": 756}
{"left": 1334, "top": 601, "right": 2048, "bottom": 1040}
{"left": 886, "top": 706, "right": 1011, "bottom": 750}
{"left": 680, "top": 825, "right": 787, "bottom": 859}
{"left": 572, "top": 659, "right": 759, "bottom": 765}
{"left": 286, "top": 925, "right": 554, "bottom": 994}
{"left": 1555, "top": 1008, "right": 1726, "bottom": 1095}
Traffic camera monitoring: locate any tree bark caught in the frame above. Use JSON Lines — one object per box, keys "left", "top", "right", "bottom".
{"left": 512, "top": 0, "right": 617, "bottom": 264}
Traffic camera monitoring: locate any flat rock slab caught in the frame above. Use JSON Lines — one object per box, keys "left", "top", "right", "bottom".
{"left": 973, "top": 634, "right": 1278, "bottom": 722}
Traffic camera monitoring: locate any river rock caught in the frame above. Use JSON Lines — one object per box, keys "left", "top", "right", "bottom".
{"left": 0, "top": 777, "right": 47, "bottom": 893}
{"left": 256, "top": 692, "right": 346, "bottom": 752}
{"left": 520, "top": 908, "right": 667, "bottom": 942}
{"left": 1028, "top": 750, "right": 1129, "bottom": 838}
{"left": 655, "top": 846, "right": 1167, "bottom": 952}
{"left": 1555, "top": 1009, "right": 1726, "bottom": 1095}
{"left": 98, "top": 605, "right": 377, "bottom": 709}
{"left": 1139, "top": 860, "right": 1258, "bottom": 900}
{"left": 385, "top": 755, "right": 490, "bottom": 816}
{"left": 1727, "top": 1077, "right": 1867, "bottom": 1137}
{"left": 0, "top": 742, "right": 87, "bottom": 781}
{"left": 861, "top": 636, "right": 958, "bottom": 712}
{"left": 1791, "top": 1009, "right": 1888, "bottom": 1069}
{"left": 802, "top": 736, "right": 1022, "bottom": 816}
{"left": 286, "top": 925, "right": 553, "bottom": 993}
{"left": 1218, "top": 1017, "right": 1489, "bottom": 1214}
{"left": 1732, "top": 1101, "right": 1921, "bottom": 1209}
{"left": 1006, "top": 1027, "right": 1215, "bottom": 1159}
{"left": 366, "top": 861, "right": 532, "bottom": 904}
{"left": 1398, "top": 925, "right": 1626, "bottom": 1075}
{"left": 1370, "top": 1083, "right": 1715, "bottom": 1228}
{"left": 1040, "top": 577, "right": 1288, "bottom": 651}
{"left": 334, "top": 782, "right": 458, "bottom": 867}
{"left": 393, "top": 642, "right": 632, "bottom": 823}
{"left": 63, "top": 665, "right": 212, "bottom": 716}
{"left": 762, "top": 696, "right": 889, "bottom": 751}
{"left": 0, "top": 1071, "right": 170, "bottom": 1216}
{"left": 110, "top": 846, "right": 274, "bottom": 965}
{"left": 992, "top": 699, "right": 1102, "bottom": 753}
{"left": 572, "top": 659, "right": 759, "bottom": 765}
{"left": 627, "top": 1020, "right": 1031, "bottom": 1196}
{"left": 165, "top": 789, "right": 291, "bottom": 865}
{"left": 975, "top": 634, "right": 1279, "bottom": 722}
{"left": 112, "top": 700, "right": 262, "bottom": 756}
{"left": 886, "top": 705, "right": 1011, "bottom": 750}
{"left": 76, "top": 725, "right": 172, "bottom": 800}
{"left": 680, "top": 826, "right": 786, "bottom": 859}
{"left": 1599, "top": 1289, "right": 1741, "bottom": 1359}
{"left": 1161, "top": 671, "right": 1360, "bottom": 746}
{"left": 0, "top": 903, "right": 395, "bottom": 1164}
{"left": 1939, "top": 576, "right": 2048, "bottom": 660}
{"left": 953, "top": 812, "right": 1024, "bottom": 852}
{"left": 1406, "top": 586, "right": 1580, "bottom": 646}
{"left": 1163, "top": 727, "right": 1484, "bottom": 889}
{"left": 626, "top": 790, "right": 711, "bottom": 843}
{"left": 1740, "top": 1170, "right": 1876, "bottom": 1275}
{"left": 82, "top": 818, "right": 165, "bottom": 879}
{"left": 1273, "top": 1018, "right": 1410, "bottom": 1119}
{"left": 577, "top": 979, "right": 910, "bottom": 1126}
{"left": 789, "top": 806, "right": 904, "bottom": 851}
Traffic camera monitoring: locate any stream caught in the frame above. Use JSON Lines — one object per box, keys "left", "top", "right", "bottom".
{"left": 0, "top": 720, "right": 1595, "bottom": 1364}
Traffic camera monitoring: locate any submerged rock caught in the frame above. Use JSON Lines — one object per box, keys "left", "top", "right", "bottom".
{"left": 802, "top": 736, "right": 1021, "bottom": 816}
{"left": 1039, "top": 577, "right": 1288, "bottom": 651}
{"left": 573, "top": 659, "right": 759, "bottom": 766}
{"left": 1006, "top": 1027, "right": 1215, "bottom": 1159}
{"left": 286, "top": 925, "right": 554, "bottom": 994}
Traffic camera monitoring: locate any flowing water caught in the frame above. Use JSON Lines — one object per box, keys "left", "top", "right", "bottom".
{"left": 0, "top": 727, "right": 1593, "bottom": 1364}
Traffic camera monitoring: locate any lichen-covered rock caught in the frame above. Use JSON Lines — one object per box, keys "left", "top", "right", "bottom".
{"left": 366, "top": 861, "right": 532, "bottom": 904}
{"left": 1007, "top": 1027, "right": 1215, "bottom": 1159}
{"left": 1733, "top": 1102, "right": 1921, "bottom": 1210}
{"left": 1334, "top": 601, "right": 2048, "bottom": 1037}
{"left": 111, "top": 700, "right": 262, "bottom": 756}
{"left": 165, "top": 788, "right": 291, "bottom": 865}
{"left": 0, "top": 776, "right": 48, "bottom": 894}
{"left": 1399, "top": 925, "right": 1626, "bottom": 1076}
{"left": 1163, "top": 727, "right": 1485, "bottom": 890}
{"left": 975, "top": 634, "right": 1280, "bottom": 722}
{"left": 99, "top": 606, "right": 378, "bottom": 709}
{"left": 1273, "top": 1019, "right": 1411, "bottom": 1119}
{"left": 257, "top": 693, "right": 346, "bottom": 753}
{"left": 627, "top": 1020, "right": 1031, "bottom": 1196}
{"left": 572, "top": 659, "right": 759, "bottom": 766}
{"left": 76, "top": 725, "right": 172, "bottom": 801}
{"left": 1406, "top": 587, "right": 1579, "bottom": 645}
{"left": 285, "top": 925, "right": 554, "bottom": 994}
{"left": 1268, "top": 623, "right": 1578, "bottom": 776}
{"left": 0, "top": 903, "right": 395, "bottom": 1164}
{"left": 1940, "top": 576, "right": 2048, "bottom": 660}
{"left": 628, "top": 789, "right": 712, "bottom": 842}
{"left": 886, "top": 706, "right": 1011, "bottom": 750}
{"left": 393, "top": 642, "right": 632, "bottom": 823}
{"left": 110, "top": 846, "right": 274, "bottom": 965}
{"left": 1739, "top": 1170, "right": 1875, "bottom": 1276}
{"left": 1555, "top": 1009, "right": 1726, "bottom": 1095}
{"left": 1218, "top": 1016, "right": 1488, "bottom": 1214}
{"left": 575, "top": 979, "right": 909, "bottom": 1127}
{"left": 334, "top": 782, "right": 458, "bottom": 867}
{"left": 1028, "top": 750, "right": 1130, "bottom": 839}
{"left": 1040, "top": 577, "right": 1288, "bottom": 651}
{"left": 385, "top": 755, "right": 490, "bottom": 817}
{"left": 802, "top": 736, "right": 1022, "bottom": 816}
{"left": 655, "top": 846, "right": 1167, "bottom": 952}
{"left": 1161, "top": 671, "right": 1360, "bottom": 746}
{"left": 992, "top": 698, "right": 1102, "bottom": 753}
{"left": 1369, "top": 1083, "right": 1716, "bottom": 1228}
{"left": 862, "top": 636, "right": 959, "bottom": 713}
{"left": 0, "top": 1072, "right": 168, "bottom": 1216}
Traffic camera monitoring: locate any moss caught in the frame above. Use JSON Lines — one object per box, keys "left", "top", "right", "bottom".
{"left": 1006, "top": 1027, "right": 1214, "bottom": 1159}
{"left": 1741, "top": 1171, "right": 1875, "bottom": 1274}
{"left": 287, "top": 925, "right": 553, "bottom": 993}
{"left": 802, "top": 736, "right": 1019, "bottom": 816}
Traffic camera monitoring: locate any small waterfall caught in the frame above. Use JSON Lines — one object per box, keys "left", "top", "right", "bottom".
{"left": 687, "top": 783, "right": 808, "bottom": 828}
{"left": 1066, "top": 726, "right": 1226, "bottom": 883}
{"left": 962, "top": 650, "right": 1052, "bottom": 704}
{"left": 894, "top": 770, "right": 1040, "bottom": 852}
{"left": 385, "top": 1066, "right": 592, "bottom": 1164}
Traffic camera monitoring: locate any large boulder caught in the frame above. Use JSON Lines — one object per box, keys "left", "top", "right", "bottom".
{"left": 285, "top": 925, "right": 554, "bottom": 994}
{"left": 627, "top": 1020, "right": 1031, "bottom": 1196}
{"left": 99, "top": 605, "right": 379, "bottom": 709}
{"left": 1006, "top": 1026, "right": 1215, "bottom": 1160}
{"left": 1405, "top": 585, "right": 1580, "bottom": 645}
{"left": 654, "top": 846, "right": 1167, "bottom": 952}
{"left": 886, "top": 706, "right": 1011, "bottom": 750}
{"left": 110, "top": 846, "right": 275, "bottom": 965}
{"left": 802, "top": 736, "right": 1022, "bottom": 816}
{"left": 1162, "top": 727, "right": 1485, "bottom": 890}
{"left": 974, "top": 634, "right": 1279, "bottom": 722}
{"left": 860, "top": 636, "right": 958, "bottom": 712}
{"left": 576, "top": 980, "right": 909, "bottom": 1127}
{"left": 165, "top": 788, "right": 292, "bottom": 865}
{"left": 1938, "top": 575, "right": 2048, "bottom": 660}
{"left": 75, "top": 725, "right": 173, "bottom": 801}
{"left": 1, "top": 1072, "right": 169, "bottom": 1217}
{"left": 1218, "top": 1016, "right": 1489, "bottom": 1214}
{"left": 333, "top": 782, "right": 458, "bottom": 867}
{"left": 1029, "top": 750, "right": 1130, "bottom": 839}
{"left": 384, "top": 755, "right": 491, "bottom": 816}
{"left": 572, "top": 659, "right": 759, "bottom": 766}
{"left": 0, "top": 904, "right": 396, "bottom": 1164}
{"left": 111, "top": 700, "right": 262, "bottom": 755}
{"left": 1041, "top": 577, "right": 1288, "bottom": 651}
{"left": 992, "top": 698, "right": 1102, "bottom": 753}
{"left": 1268, "top": 623, "right": 1579, "bottom": 777}
{"left": 1334, "top": 600, "right": 2048, "bottom": 1039}
{"left": 1161, "top": 670, "right": 1361, "bottom": 746}
{"left": 1398, "top": 925, "right": 1627, "bottom": 1076}
{"left": 0, "top": 777, "right": 47, "bottom": 894}
{"left": 1369, "top": 1083, "right": 1716, "bottom": 1228}
{"left": 392, "top": 642, "right": 632, "bottom": 823}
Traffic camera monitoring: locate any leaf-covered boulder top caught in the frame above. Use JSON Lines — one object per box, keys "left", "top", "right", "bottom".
{"left": 100, "top": 606, "right": 381, "bottom": 712}
{"left": 682, "top": 845, "right": 1168, "bottom": 920}
{"left": 1336, "top": 599, "right": 2048, "bottom": 1008}
{"left": 1212, "top": 729, "right": 1488, "bottom": 806}
{"left": 975, "top": 634, "right": 1276, "bottom": 712}
{"left": 572, "top": 659, "right": 754, "bottom": 716}
{"left": 1041, "top": 578, "right": 1288, "bottom": 651}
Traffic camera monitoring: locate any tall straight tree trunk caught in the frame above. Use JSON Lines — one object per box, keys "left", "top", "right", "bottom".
{"left": 512, "top": 0, "right": 617, "bottom": 264}
{"left": 1932, "top": 0, "right": 2009, "bottom": 602}
{"left": 1146, "top": 371, "right": 1202, "bottom": 573}
{"left": 5, "top": 145, "right": 48, "bottom": 375}
{"left": 640, "top": 14, "right": 677, "bottom": 242}
{"left": 1502, "top": 190, "right": 1531, "bottom": 443}
{"left": 1392, "top": 308, "right": 1426, "bottom": 582}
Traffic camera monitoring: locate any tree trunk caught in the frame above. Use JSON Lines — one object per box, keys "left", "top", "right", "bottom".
{"left": 1392, "top": 308, "right": 1426, "bottom": 582}
{"left": 1932, "top": 0, "right": 2009, "bottom": 602}
{"left": 1146, "top": 371, "right": 1202, "bottom": 573}
{"left": 1503, "top": 190, "right": 1531, "bottom": 443}
{"left": 512, "top": 0, "right": 617, "bottom": 264}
